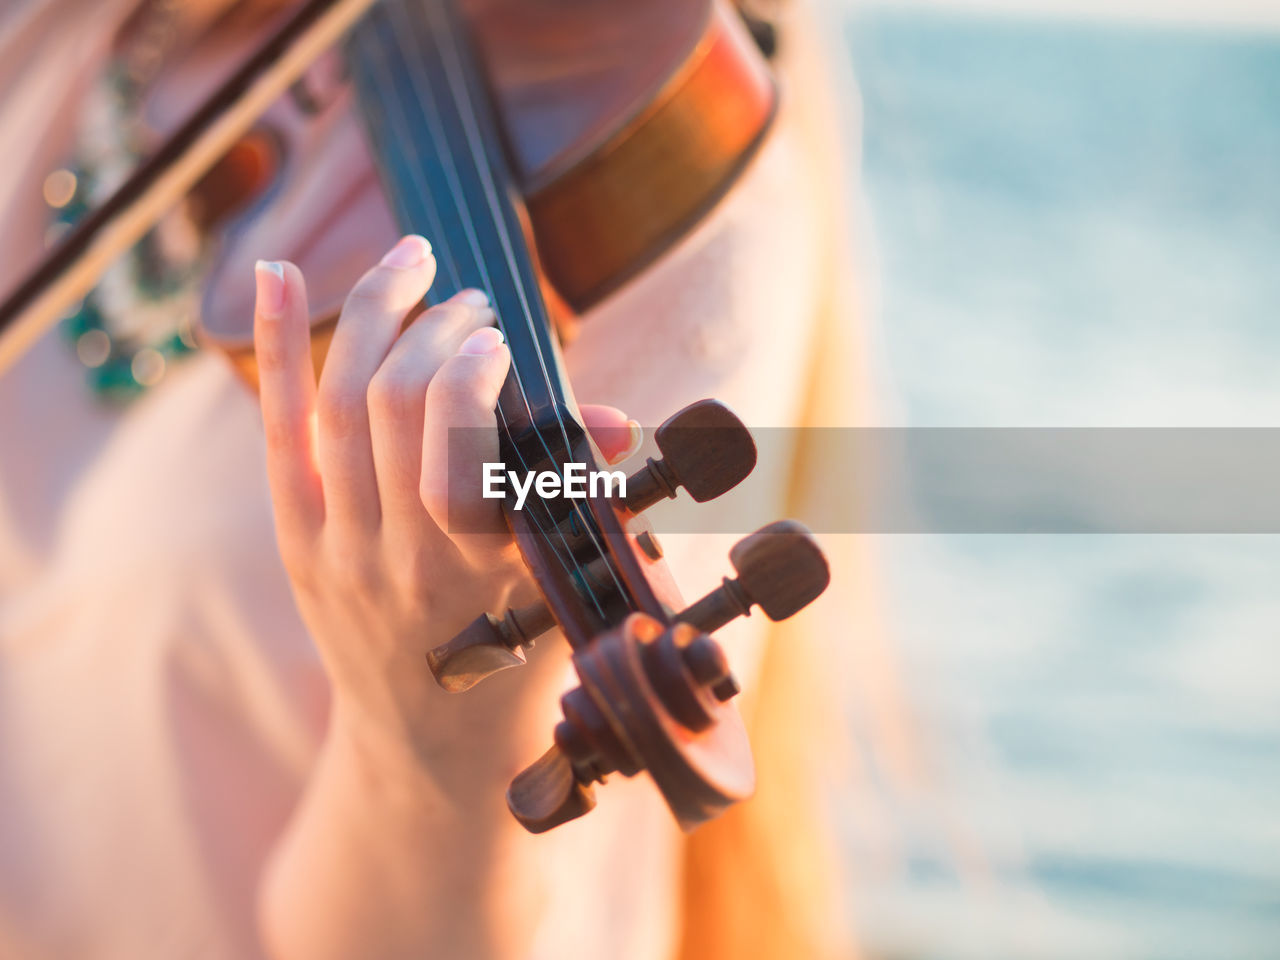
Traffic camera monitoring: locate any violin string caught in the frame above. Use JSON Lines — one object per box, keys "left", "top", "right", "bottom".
{"left": 403, "top": 11, "right": 624, "bottom": 620}
{"left": 350, "top": 28, "right": 544, "bottom": 514}
{"left": 422, "top": 1, "right": 574, "bottom": 463}
{"left": 358, "top": 5, "right": 612, "bottom": 615}
{"left": 391, "top": 12, "right": 495, "bottom": 312}
{"left": 350, "top": 30, "right": 462, "bottom": 292}
{"left": 354, "top": 18, "right": 582, "bottom": 598}
{"left": 357, "top": 17, "right": 540, "bottom": 523}
{"left": 386, "top": 2, "right": 611, "bottom": 570}
{"left": 401, "top": 3, "right": 590, "bottom": 506}
{"left": 419, "top": 0, "right": 629, "bottom": 603}
{"left": 382, "top": 0, "right": 624, "bottom": 607}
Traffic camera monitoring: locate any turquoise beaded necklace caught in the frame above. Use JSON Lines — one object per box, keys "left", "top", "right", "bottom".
{"left": 46, "top": 1, "right": 206, "bottom": 402}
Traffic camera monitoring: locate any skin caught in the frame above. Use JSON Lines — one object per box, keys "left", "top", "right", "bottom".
{"left": 0, "top": 5, "right": 766, "bottom": 954}
{"left": 251, "top": 234, "right": 639, "bottom": 959}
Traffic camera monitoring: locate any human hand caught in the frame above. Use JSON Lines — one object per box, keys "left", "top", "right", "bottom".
{"left": 252, "top": 235, "right": 637, "bottom": 758}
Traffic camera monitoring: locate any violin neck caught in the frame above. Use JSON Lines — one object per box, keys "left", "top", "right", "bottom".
{"left": 346, "top": 0, "right": 583, "bottom": 468}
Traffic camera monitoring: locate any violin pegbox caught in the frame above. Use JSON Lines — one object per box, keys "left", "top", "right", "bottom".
{"left": 423, "top": 398, "right": 832, "bottom": 835}
{"left": 426, "top": 399, "right": 758, "bottom": 692}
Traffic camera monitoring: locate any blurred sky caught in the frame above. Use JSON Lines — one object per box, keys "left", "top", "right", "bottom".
{"left": 833, "top": 2, "right": 1280, "bottom": 958}
{"left": 850, "top": 0, "right": 1280, "bottom": 29}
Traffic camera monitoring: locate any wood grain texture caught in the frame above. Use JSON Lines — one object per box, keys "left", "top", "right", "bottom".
{"left": 522, "top": 1, "right": 777, "bottom": 310}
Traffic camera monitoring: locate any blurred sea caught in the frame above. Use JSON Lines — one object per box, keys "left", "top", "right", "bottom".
{"left": 839, "top": 5, "right": 1280, "bottom": 959}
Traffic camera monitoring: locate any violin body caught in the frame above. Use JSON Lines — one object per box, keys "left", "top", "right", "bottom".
{"left": 475, "top": 0, "right": 776, "bottom": 310}
{"left": 199, "top": 0, "right": 776, "bottom": 378}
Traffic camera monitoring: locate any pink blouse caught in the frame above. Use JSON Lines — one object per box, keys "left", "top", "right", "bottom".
{"left": 0, "top": 2, "right": 846, "bottom": 957}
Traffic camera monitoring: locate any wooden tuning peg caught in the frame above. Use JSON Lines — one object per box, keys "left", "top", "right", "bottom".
{"left": 507, "top": 681, "right": 639, "bottom": 832}
{"left": 508, "top": 614, "right": 758, "bottom": 834}
{"left": 622, "top": 400, "right": 757, "bottom": 514}
{"left": 676, "top": 520, "right": 830, "bottom": 634}
{"left": 426, "top": 600, "right": 555, "bottom": 693}
{"left": 427, "top": 556, "right": 620, "bottom": 693}
{"left": 506, "top": 744, "right": 598, "bottom": 834}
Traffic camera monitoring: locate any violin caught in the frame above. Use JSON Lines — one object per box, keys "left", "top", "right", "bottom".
{"left": 0, "top": 0, "right": 830, "bottom": 834}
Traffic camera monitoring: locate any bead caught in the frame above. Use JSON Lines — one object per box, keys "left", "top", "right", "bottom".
{"left": 75, "top": 330, "right": 111, "bottom": 368}
{"left": 130, "top": 348, "right": 166, "bottom": 387}
{"left": 52, "top": 48, "right": 203, "bottom": 402}
{"left": 60, "top": 302, "right": 99, "bottom": 341}
{"left": 42, "top": 169, "right": 78, "bottom": 209}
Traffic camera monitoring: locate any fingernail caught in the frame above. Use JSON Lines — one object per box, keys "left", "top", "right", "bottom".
{"left": 454, "top": 288, "right": 489, "bottom": 307}
{"left": 458, "top": 326, "right": 505, "bottom": 356}
{"left": 609, "top": 420, "right": 643, "bottom": 465}
{"left": 380, "top": 235, "right": 432, "bottom": 269}
{"left": 255, "top": 260, "right": 286, "bottom": 316}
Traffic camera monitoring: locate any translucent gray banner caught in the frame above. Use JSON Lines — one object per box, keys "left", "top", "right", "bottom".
{"left": 445, "top": 428, "right": 1280, "bottom": 534}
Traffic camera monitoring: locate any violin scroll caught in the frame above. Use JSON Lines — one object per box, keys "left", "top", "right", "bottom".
{"left": 507, "top": 613, "right": 746, "bottom": 834}
{"left": 507, "top": 520, "right": 830, "bottom": 835}
{"left": 423, "top": 391, "right": 831, "bottom": 835}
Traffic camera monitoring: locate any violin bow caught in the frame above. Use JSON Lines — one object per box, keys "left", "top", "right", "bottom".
{"left": 0, "top": 0, "right": 374, "bottom": 376}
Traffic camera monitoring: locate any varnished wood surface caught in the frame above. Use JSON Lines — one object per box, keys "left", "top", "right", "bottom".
{"left": 521, "top": 1, "right": 777, "bottom": 310}
{"left": 466, "top": 0, "right": 711, "bottom": 186}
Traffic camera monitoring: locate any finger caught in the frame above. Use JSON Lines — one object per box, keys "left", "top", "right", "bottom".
{"left": 315, "top": 235, "right": 436, "bottom": 534}
{"left": 254, "top": 259, "right": 323, "bottom": 539}
{"left": 367, "top": 289, "right": 494, "bottom": 530}
{"left": 420, "top": 326, "right": 512, "bottom": 560}
{"left": 580, "top": 405, "right": 642, "bottom": 465}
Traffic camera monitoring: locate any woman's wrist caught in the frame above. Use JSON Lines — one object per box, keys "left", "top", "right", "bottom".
{"left": 323, "top": 692, "right": 455, "bottom": 810}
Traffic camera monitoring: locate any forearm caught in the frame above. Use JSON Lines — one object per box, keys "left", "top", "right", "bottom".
{"left": 247, "top": 234, "right": 648, "bottom": 960}
{"left": 258, "top": 702, "right": 535, "bottom": 960}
